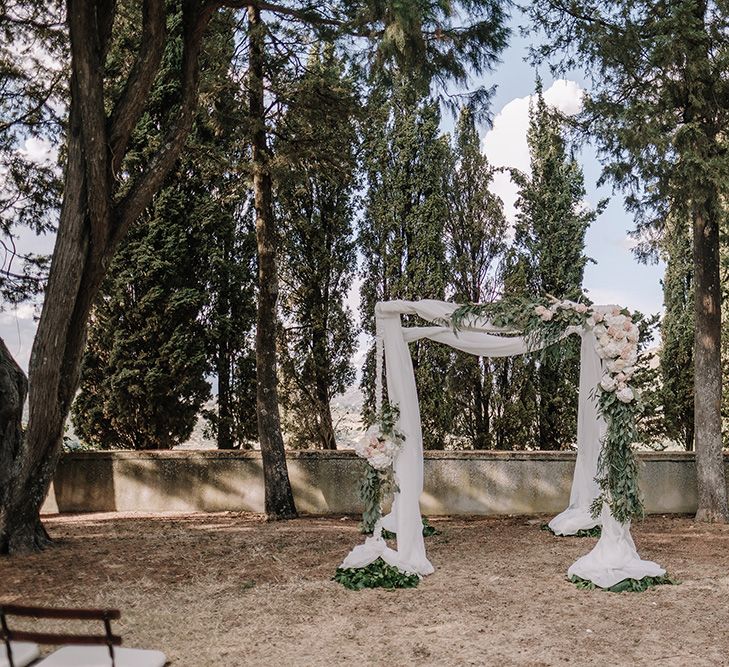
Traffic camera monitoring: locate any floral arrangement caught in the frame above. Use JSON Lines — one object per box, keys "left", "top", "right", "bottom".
{"left": 355, "top": 402, "right": 404, "bottom": 534}
{"left": 451, "top": 295, "right": 645, "bottom": 524}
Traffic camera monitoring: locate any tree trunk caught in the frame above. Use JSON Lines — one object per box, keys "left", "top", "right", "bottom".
{"left": 693, "top": 198, "right": 728, "bottom": 522}
{"left": 0, "top": 81, "right": 102, "bottom": 553}
{"left": 216, "top": 231, "right": 234, "bottom": 450}
{"left": 0, "top": 0, "right": 214, "bottom": 553}
{"left": 0, "top": 339, "right": 47, "bottom": 554}
{"left": 248, "top": 4, "right": 297, "bottom": 519}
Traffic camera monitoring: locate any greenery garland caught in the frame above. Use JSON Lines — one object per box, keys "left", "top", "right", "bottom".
{"left": 356, "top": 402, "right": 404, "bottom": 534}
{"left": 570, "top": 574, "right": 679, "bottom": 593}
{"left": 451, "top": 295, "right": 644, "bottom": 524}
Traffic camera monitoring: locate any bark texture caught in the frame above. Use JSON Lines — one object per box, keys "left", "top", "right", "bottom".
{"left": 0, "top": 0, "right": 215, "bottom": 553}
{"left": 693, "top": 198, "right": 729, "bottom": 522}
{"left": 248, "top": 4, "right": 298, "bottom": 519}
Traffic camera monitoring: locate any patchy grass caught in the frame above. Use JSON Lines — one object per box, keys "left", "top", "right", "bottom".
{"left": 1, "top": 512, "right": 728, "bottom": 666}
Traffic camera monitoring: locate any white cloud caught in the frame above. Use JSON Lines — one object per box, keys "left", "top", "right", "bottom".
{"left": 0, "top": 302, "right": 39, "bottom": 373}
{"left": 481, "top": 79, "right": 585, "bottom": 226}
{"left": 19, "top": 136, "right": 58, "bottom": 165}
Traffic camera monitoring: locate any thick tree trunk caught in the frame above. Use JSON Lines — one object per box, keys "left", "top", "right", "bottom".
{"left": 693, "top": 200, "right": 728, "bottom": 522}
{"left": 0, "top": 0, "right": 213, "bottom": 553}
{"left": 248, "top": 4, "right": 297, "bottom": 519}
{"left": 0, "top": 85, "right": 102, "bottom": 553}
{"left": 0, "top": 339, "right": 50, "bottom": 554}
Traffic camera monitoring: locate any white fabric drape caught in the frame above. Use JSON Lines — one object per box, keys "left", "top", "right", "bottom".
{"left": 567, "top": 504, "right": 665, "bottom": 587}
{"left": 547, "top": 330, "right": 604, "bottom": 535}
{"left": 341, "top": 299, "right": 663, "bottom": 588}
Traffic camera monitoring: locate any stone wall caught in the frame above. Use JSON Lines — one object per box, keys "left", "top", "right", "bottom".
{"left": 41, "top": 450, "right": 729, "bottom": 516}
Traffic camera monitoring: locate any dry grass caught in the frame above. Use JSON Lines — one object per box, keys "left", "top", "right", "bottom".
{"left": 1, "top": 512, "right": 729, "bottom": 666}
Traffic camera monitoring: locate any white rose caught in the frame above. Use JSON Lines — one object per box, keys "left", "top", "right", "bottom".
{"left": 616, "top": 386, "right": 634, "bottom": 403}
{"left": 604, "top": 342, "right": 621, "bottom": 358}
{"left": 608, "top": 358, "right": 627, "bottom": 372}
{"left": 600, "top": 375, "right": 617, "bottom": 392}
{"left": 369, "top": 452, "right": 392, "bottom": 470}
{"left": 541, "top": 310, "right": 554, "bottom": 322}
{"left": 593, "top": 324, "right": 607, "bottom": 337}
{"left": 575, "top": 303, "right": 588, "bottom": 314}
{"left": 535, "top": 305, "right": 547, "bottom": 316}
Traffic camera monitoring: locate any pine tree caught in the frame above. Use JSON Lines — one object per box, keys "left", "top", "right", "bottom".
{"left": 445, "top": 107, "right": 507, "bottom": 448}
{"left": 275, "top": 44, "right": 358, "bottom": 450}
{"left": 360, "top": 79, "right": 452, "bottom": 448}
{"left": 528, "top": 0, "right": 729, "bottom": 521}
{"left": 510, "top": 80, "right": 602, "bottom": 450}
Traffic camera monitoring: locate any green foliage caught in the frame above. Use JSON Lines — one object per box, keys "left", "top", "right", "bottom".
{"left": 358, "top": 78, "right": 453, "bottom": 447}
{"left": 570, "top": 574, "right": 679, "bottom": 593}
{"left": 591, "top": 393, "right": 643, "bottom": 524}
{"left": 72, "top": 7, "right": 257, "bottom": 450}
{"left": 359, "top": 465, "right": 384, "bottom": 534}
{"left": 445, "top": 107, "right": 507, "bottom": 449}
{"left": 660, "top": 217, "right": 695, "bottom": 449}
{"left": 276, "top": 44, "right": 359, "bottom": 450}
{"left": 507, "top": 79, "right": 603, "bottom": 451}
{"left": 334, "top": 558, "right": 420, "bottom": 590}
{"left": 541, "top": 524, "right": 601, "bottom": 538}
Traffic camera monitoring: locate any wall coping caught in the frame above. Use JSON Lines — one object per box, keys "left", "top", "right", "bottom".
{"left": 59, "top": 449, "right": 724, "bottom": 463}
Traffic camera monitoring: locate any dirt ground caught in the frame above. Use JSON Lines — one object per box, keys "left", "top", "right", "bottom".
{"left": 1, "top": 512, "right": 728, "bottom": 667}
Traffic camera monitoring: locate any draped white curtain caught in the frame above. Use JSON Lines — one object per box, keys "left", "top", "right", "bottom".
{"left": 341, "top": 299, "right": 664, "bottom": 587}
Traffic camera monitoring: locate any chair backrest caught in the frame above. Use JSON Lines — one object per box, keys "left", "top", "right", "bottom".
{"left": 0, "top": 604, "right": 122, "bottom": 667}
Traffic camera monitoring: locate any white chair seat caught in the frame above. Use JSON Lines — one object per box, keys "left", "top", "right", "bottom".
{"left": 0, "top": 641, "right": 41, "bottom": 667}
{"left": 35, "top": 646, "right": 166, "bottom": 667}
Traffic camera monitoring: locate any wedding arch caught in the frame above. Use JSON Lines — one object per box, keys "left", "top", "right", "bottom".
{"left": 340, "top": 298, "right": 666, "bottom": 589}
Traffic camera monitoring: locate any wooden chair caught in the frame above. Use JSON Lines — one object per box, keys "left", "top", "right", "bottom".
{"left": 0, "top": 605, "right": 166, "bottom": 667}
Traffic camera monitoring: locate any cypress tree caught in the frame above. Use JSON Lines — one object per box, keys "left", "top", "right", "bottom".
{"left": 72, "top": 8, "right": 248, "bottom": 449}
{"left": 359, "top": 79, "right": 452, "bottom": 448}
{"left": 445, "top": 107, "right": 507, "bottom": 448}
{"left": 510, "top": 80, "right": 602, "bottom": 450}
{"left": 660, "top": 215, "right": 695, "bottom": 450}
{"left": 275, "top": 44, "right": 358, "bottom": 450}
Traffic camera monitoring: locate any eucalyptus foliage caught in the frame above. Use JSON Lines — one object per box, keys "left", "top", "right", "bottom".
{"left": 334, "top": 558, "right": 420, "bottom": 590}
{"left": 359, "top": 402, "right": 403, "bottom": 533}
{"left": 570, "top": 574, "right": 679, "bottom": 593}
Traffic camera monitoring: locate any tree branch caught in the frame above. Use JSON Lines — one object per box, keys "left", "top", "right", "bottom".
{"left": 114, "top": 0, "right": 215, "bottom": 245}
{"left": 67, "top": 0, "right": 113, "bottom": 252}
{"left": 214, "top": 0, "right": 341, "bottom": 27}
{"left": 108, "top": 0, "right": 167, "bottom": 176}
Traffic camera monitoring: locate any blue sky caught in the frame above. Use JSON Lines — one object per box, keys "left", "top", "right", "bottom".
{"left": 469, "top": 7, "right": 664, "bottom": 317}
